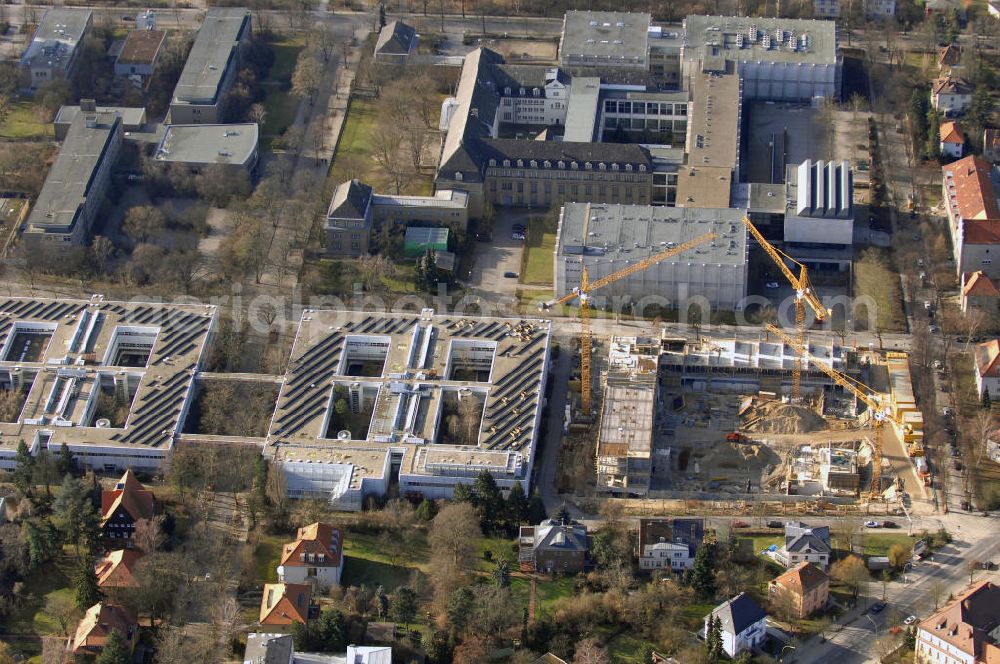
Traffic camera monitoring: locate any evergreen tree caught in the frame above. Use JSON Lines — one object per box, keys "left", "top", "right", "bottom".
{"left": 73, "top": 553, "right": 103, "bottom": 610}
{"left": 527, "top": 489, "right": 547, "bottom": 524}
{"left": 505, "top": 481, "right": 529, "bottom": 525}
{"left": 983, "top": 387, "right": 992, "bottom": 410}
{"left": 391, "top": 586, "right": 418, "bottom": 629}
{"left": 556, "top": 503, "right": 570, "bottom": 525}
{"left": 415, "top": 498, "right": 437, "bottom": 522}
{"left": 452, "top": 483, "right": 473, "bottom": 504}
{"left": 57, "top": 443, "right": 76, "bottom": 477}
{"left": 374, "top": 585, "right": 387, "bottom": 619}
{"left": 492, "top": 557, "right": 510, "bottom": 588}
{"left": 315, "top": 608, "right": 346, "bottom": 651}
{"left": 472, "top": 470, "right": 504, "bottom": 531}
{"left": 12, "top": 439, "right": 35, "bottom": 495}
{"left": 446, "top": 586, "right": 475, "bottom": 635}
{"left": 706, "top": 615, "right": 724, "bottom": 661}
{"left": 690, "top": 542, "right": 716, "bottom": 601}
{"left": 54, "top": 474, "right": 99, "bottom": 553}
{"left": 22, "top": 518, "right": 60, "bottom": 571}
{"left": 95, "top": 629, "right": 131, "bottom": 664}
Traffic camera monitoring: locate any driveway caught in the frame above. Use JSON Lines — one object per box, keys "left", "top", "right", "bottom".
{"left": 468, "top": 209, "right": 529, "bottom": 298}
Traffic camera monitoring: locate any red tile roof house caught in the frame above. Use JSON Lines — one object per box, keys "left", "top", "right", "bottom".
{"left": 940, "top": 121, "right": 966, "bottom": 160}
{"left": 277, "top": 522, "right": 344, "bottom": 587}
{"left": 69, "top": 602, "right": 138, "bottom": 657}
{"left": 915, "top": 581, "right": 1000, "bottom": 663}
{"left": 961, "top": 271, "right": 1000, "bottom": 315}
{"left": 942, "top": 156, "right": 1000, "bottom": 280}
{"left": 974, "top": 340, "right": 1000, "bottom": 399}
{"left": 95, "top": 549, "right": 144, "bottom": 589}
{"left": 259, "top": 583, "right": 312, "bottom": 625}
{"left": 100, "top": 470, "right": 155, "bottom": 543}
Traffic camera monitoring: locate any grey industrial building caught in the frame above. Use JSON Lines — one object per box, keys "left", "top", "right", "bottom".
{"left": 153, "top": 123, "right": 260, "bottom": 174}
{"left": 169, "top": 8, "right": 252, "bottom": 124}
{"left": 20, "top": 8, "right": 93, "bottom": 91}
{"left": 553, "top": 203, "right": 749, "bottom": 311}
{"left": 23, "top": 105, "right": 123, "bottom": 250}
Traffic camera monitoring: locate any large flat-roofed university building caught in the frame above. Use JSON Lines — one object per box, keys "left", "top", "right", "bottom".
{"left": 20, "top": 8, "right": 92, "bottom": 91}
{"left": 268, "top": 309, "right": 551, "bottom": 510}
{"left": 554, "top": 203, "right": 749, "bottom": 310}
{"left": 0, "top": 296, "right": 216, "bottom": 474}
{"left": 153, "top": 123, "right": 260, "bottom": 175}
{"left": 169, "top": 8, "right": 252, "bottom": 124}
{"left": 23, "top": 106, "right": 124, "bottom": 250}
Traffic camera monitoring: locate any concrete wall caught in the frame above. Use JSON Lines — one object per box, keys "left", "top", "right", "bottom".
{"left": 784, "top": 214, "right": 854, "bottom": 245}
{"left": 738, "top": 60, "right": 841, "bottom": 101}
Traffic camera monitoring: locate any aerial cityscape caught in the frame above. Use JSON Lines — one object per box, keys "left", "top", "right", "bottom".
{"left": 0, "top": 0, "right": 997, "bottom": 662}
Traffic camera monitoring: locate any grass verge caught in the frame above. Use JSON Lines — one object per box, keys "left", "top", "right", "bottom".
{"left": 0, "top": 102, "right": 49, "bottom": 139}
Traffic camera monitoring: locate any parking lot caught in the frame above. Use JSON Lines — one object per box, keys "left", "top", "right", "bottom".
{"left": 467, "top": 209, "right": 530, "bottom": 298}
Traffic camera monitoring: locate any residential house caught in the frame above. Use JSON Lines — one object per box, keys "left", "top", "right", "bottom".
{"left": 70, "top": 602, "right": 138, "bottom": 657}
{"left": 932, "top": 74, "right": 974, "bottom": 117}
{"left": 114, "top": 29, "right": 166, "bottom": 83}
{"left": 374, "top": 20, "right": 418, "bottom": 64}
{"left": 961, "top": 271, "right": 1000, "bottom": 315}
{"left": 259, "top": 583, "right": 311, "bottom": 625}
{"left": 940, "top": 121, "right": 966, "bottom": 159}
{"left": 985, "top": 128, "right": 1000, "bottom": 164}
{"left": 325, "top": 179, "right": 373, "bottom": 257}
{"left": 941, "top": 156, "right": 1000, "bottom": 279}
{"left": 813, "top": 0, "right": 840, "bottom": 18}
{"left": 773, "top": 521, "right": 831, "bottom": 570}
{"left": 769, "top": 562, "right": 830, "bottom": 619}
{"left": 277, "top": 522, "right": 344, "bottom": 587}
{"left": 703, "top": 592, "right": 768, "bottom": 659}
{"left": 19, "top": 8, "right": 93, "bottom": 91}
{"left": 915, "top": 580, "right": 1000, "bottom": 663}
{"left": 865, "top": 0, "right": 896, "bottom": 16}
{"left": 974, "top": 340, "right": 1000, "bottom": 398}
{"left": 345, "top": 646, "right": 393, "bottom": 664}
{"left": 637, "top": 517, "right": 705, "bottom": 571}
{"left": 518, "top": 517, "right": 588, "bottom": 574}
{"left": 939, "top": 44, "right": 962, "bottom": 70}
{"left": 243, "top": 633, "right": 294, "bottom": 664}
{"left": 100, "top": 470, "right": 155, "bottom": 543}
{"left": 95, "top": 549, "right": 143, "bottom": 589}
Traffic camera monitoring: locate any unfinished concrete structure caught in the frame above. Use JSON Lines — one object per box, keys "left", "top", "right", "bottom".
{"left": 268, "top": 309, "right": 551, "bottom": 509}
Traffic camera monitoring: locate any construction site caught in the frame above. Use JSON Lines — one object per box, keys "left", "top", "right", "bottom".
{"left": 548, "top": 211, "right": 928, "bottom": 510}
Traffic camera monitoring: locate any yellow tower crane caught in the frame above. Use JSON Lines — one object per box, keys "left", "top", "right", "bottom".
{"left": 741, "top": 217, "right": 829, "bottom": 398}
{"left": 764, "top": 323, "right": 892, "bottom": 500}
{"left": 543, "top": 231, "right": 717, "bottom": 417}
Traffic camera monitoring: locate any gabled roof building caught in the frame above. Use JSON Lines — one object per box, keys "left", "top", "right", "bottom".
{"left": 704, "top": 592, "right": 768, "bottom": 658}
{"left": 70, "top": 602, "right": 137, "bottom": 657}
{"left": 277, "top": 522, "right": 344, "bottom": 587}
{"left": 100, "top": 470, "right": 155, "bottom": 542}
{"left": 773, "top": 521, "right": 831, "bottom": 569}
{"left": 259, "top": 583, "right": 311, "bottom": 625}
{"left": 95, "top": 549, "right": 144, "bottom": 588}
{"left": 518, "top": 518, "right": 588, "bottom": 574}
{"left": 638, "top": 517, "right": 705, "bottom": 570}
{"left": 374, "top": 20, "right": 418, "bottom": 63}
{"left": 916, "top": 581, "right": 1000, "bottom": 664}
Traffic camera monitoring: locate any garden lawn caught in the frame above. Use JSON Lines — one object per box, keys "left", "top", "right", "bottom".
{"left": 862, "top": 533, "right": 916, "bottom": 557}
{"left": 521, "top": 225, "right": 555, "bottom": 286}
{"left": 259, "top": 38, "right": 305, "bottom": 143}
{"left": 253, "top": 534, "right": 285, "bottom": 583}
{"left": 4, "top": 551, "right": 78, "bottom": 659}
{"left": 510, "top": 575, "right": 576, "bottom": 616}
{"left": 0, "top": 102, "right": 49, "bottom": 139}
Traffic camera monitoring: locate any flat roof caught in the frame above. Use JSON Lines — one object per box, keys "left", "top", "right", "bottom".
{"left": 117, "top": 29, "right": 166, "bottom": 65}
{"left": 55, "top": 105, "right": 147, "bottom": 129}
{"left": 172, "top": 7, "right": 250, "bottom": 105}
{"left": 26, "top": 113, "right": 120, "bottom": 234}
{"left": 562, "top": 76, "right": 602, "bottom": 142}
{"left": 21, "top": 8, "right": 91, "bottom": 70}
{"left": 560, "top": 11, "right": 650, "bottom": 68}
{"left": 0, "top": 296, "right": 215, "bottom": 452}
{"left": 371, "top": 189, "right": 469, "bottom": 209}
{"left": 685, "top": 69, "right": 740, "bottom": 172}
{"left": 267, "top": 309, "right": 551, "bottom": 482}
{"left": 663, "top": 337, "right": 849, "bottom": 372}
{"left": 557, "top": 202, "right": 748, "bottom": 265}
{"left": 682, "top": 15, "right": 839, "bottom": 66}
{"left": 154, "top": 123, "right": 258, "bottom": 166}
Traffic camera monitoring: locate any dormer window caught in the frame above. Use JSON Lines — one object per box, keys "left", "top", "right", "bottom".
{"left": 455, "top": 172, "right": 463, "bottom": 182}
{"left": 639, "top": 164, "right": 647, "bottom": 172}
{"left": 570, "top": 162, "right": 578, "bottom": 170}
{"left": 558, "top": 161, "right": 565, "bottom": 169}
{"left": 503, "top": 159, "right": 510, "bottom": 168}
{"left": 489, "top": 158, "right": 496, "bottom": 167}
{"left": 519, "top": 87, "right": 525, "bottom": 95}
{"left": 584, "top": 162, "right": 592, "bottom": 170}
{"left": 612, "top": 163, "right": 619, "bottom": 171}
{"left": 543, "top": 160, "right": 551, "bottom": 168}
{"left": 517, "top": 159, "right": 523, "bottom": 167}
{"left": 529, "top": 160, "right": 537, "bottom": 168}
{"left": 505, "top": 86, "right": 511, "bottom": 95}
{"left": 533, "top": 87, "right": 540, "bottom": 97}
{"left": 598, "top": 162, "right": 606, "bottom": 170}
{"left": 625, "top": 164, "right": 633, "bottom": 172}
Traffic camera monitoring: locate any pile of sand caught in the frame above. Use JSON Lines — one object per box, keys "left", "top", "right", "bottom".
{"left": 743, "top": 401, "right": 827, "bottom": 434}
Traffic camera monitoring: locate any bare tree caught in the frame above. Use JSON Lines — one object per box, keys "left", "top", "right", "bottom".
{"left": 573, "top": 638, "right": 611, "bottom": 664}
{"left": 43, "top": 592, "right": 80, "bottom": 636}
{"left": 134, "top": 514, "right": 167, "bottom": 553}
{"left": 291, "top": 52, "right": 322, "bottom": 103}
{"left": 428, "top": 502, "right": 481, "bottom": 607}
{"left": 123, "top": 206, "right": 166, "bottom": 245}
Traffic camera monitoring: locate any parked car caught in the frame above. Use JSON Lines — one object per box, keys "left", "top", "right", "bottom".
{"left": 865, "top": 520, "right": 881, "bottom": 528}
{"left": 924, "top": 300, "right": 932, "bottom": 310}
{"left": 503, "top": 271, "right": 518, "bottom": 278}
{"left": 767, "top": 520, "right": 783, "bottom": 529}
{"left": 929, "top": 325, "right": 939, "bottom": 333}
{"left": 512, "top": 232, "right": 525, "bottom": 241}
{"left": 870, "top": 602, "right": 887, "bottom": 614}
{"left": 732, "top": 520, "right": 750, "bottom": 528}
{"left": 904, "top": 615, "right": 917, "bottom": 625}
{"left": 882, "top": 520, "right": 898, "bottom": 528}
{"left": 765, "top": 282, "right": 780, "bottom": 289}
